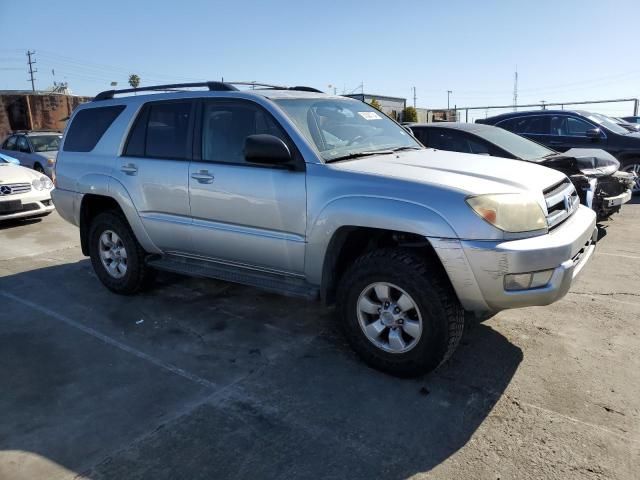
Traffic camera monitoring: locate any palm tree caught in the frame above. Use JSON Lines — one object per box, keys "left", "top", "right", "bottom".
{"left": 128, "top": 74, "right": 141, "bottom": 91}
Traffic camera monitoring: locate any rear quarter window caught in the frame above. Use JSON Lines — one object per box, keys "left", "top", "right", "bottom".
{"left": 63, "top": 105, "right": 125, "bottom": 152}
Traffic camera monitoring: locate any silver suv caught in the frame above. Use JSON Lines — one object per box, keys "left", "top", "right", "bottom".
{"left": 53, "top": 81, "right": 597, "bottom": 376}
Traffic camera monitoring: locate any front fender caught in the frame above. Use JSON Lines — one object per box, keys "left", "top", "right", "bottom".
{"left": 305, "top": 195, "right": 458, "bottom": 285}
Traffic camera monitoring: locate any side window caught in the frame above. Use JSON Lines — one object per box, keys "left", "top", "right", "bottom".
{"left": 124, "top": 101, "right": 193, "bottom": 159}
{"left": 411, "top": 128, "right": 429, "bottom": 146}
{"left": 523, "top": 116, "right": 550, "bottom": 135}
{"left": 64, "top": 105, "right": 126, "bottom": 152}
{"left": 566, "top": 117, "right": 594, "bottom": 136}
{"left": 496, "top": 118, "right": 517, "bottom": 132}
{"left": 4, "top": 136, "right": 17, "bottom": 150}
{"left": 466, "top": 136, "right": 491, "bottom": 155}
{"left": 429, "top": 130, "right": 471, "bottom": 153}
{"left": 201, "top": 101, "right": 289, "bottom": 165}
{"left": 497, "top": 117, "right": 529, "bottom": 133}
{"left": 17, "top": 136, "right": 31, "bottom": 153}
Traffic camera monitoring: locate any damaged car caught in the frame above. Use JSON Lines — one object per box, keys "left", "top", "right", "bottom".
{"left": 409, "top": 122, "right": 635, "bottom": 219}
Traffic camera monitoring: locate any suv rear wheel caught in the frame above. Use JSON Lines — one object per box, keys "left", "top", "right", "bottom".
{"left": 337, "top": 248, "right": 464, "bottom": 377}
{"left": 88, "top": 211, "right": 154, "bottom": 294}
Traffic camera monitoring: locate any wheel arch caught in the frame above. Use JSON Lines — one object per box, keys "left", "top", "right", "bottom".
{"left": 78, "top": 178, "right": 161, "bottom": 256}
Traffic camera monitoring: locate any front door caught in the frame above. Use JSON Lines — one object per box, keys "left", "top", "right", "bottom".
{"left": 188, "top": 99, "right": 307, "bottom": 274}
{"left": 115, "top": 99, "right": 194, "bottom": 253}
{"left": 548, "top": 115, "right": 607, "bottom": 151}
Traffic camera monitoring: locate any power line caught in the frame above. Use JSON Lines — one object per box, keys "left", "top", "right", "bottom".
{"left": 27, "top": 50, "right": 37, "bottom": 91}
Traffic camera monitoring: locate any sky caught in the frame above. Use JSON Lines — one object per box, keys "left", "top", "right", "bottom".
{"left": 2, "top": 0, "right": 640, "bottom": 119}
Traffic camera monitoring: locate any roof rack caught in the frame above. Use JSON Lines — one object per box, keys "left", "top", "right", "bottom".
{"left": 93, "top": 81, "right": 323, "bottom": 101}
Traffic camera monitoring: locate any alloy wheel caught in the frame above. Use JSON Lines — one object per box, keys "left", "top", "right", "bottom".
{"left": 356, "top": 282, "right": 423, "bottom": 354}
{"left": 99, "top": 230, "right": 128, "bottom": 279}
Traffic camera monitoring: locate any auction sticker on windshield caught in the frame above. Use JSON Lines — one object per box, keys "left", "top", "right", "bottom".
{"left": 358, "top": 111, "right": 382, "bottom": 120}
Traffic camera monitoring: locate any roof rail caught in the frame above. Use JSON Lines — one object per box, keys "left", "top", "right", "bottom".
{"left": 93, "top": 81, "right": 323, "bottom": 101}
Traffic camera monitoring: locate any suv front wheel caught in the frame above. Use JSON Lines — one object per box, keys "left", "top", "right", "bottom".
{"left": 88, "top": 211, "right": 154, "bottom": 294}
{"left": 337, "top": 248, "right": 464, "bottom": 377}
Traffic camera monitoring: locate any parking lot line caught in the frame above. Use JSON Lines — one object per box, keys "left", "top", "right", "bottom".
{"left": 598, "top": 252, "right": 640, "bottom": 260}
{"left": 0, "top": 290, "right": 219, "bottom": 391}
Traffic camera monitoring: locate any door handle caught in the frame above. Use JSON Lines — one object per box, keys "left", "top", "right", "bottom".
{"left": 191, "top": 170, "right": 214, "bottom": 184}
{"left": 121, "top": 163, "right": 138, "bottom": 175}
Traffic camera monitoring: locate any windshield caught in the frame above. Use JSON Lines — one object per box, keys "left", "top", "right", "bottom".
{"left": 29, "top": 135, "right": 62, "bottom": 152}
{"left": 274, "top": 98, "right": 421, "bottom": 161}
{"left": 475, "top": 127, "right": 554, "bottom": 161}
{"left": 585, "top": 112, "right": 629, "bottom": 135}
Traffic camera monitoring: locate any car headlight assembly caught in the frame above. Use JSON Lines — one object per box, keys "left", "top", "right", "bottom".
{"left": 466, "top": 193, "right": 547, "bottom": 233}
{"left": 32, "top": 176, "right": 53, "bottom": 191}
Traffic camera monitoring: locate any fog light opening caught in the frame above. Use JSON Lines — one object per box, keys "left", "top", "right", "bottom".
{"left": 504, "top": 269, "right": 554, "bottom": 291}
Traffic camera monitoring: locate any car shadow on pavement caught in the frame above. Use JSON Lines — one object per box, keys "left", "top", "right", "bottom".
{"left": 0, "top": 217, "right": 43, "bottom": 231}
{"left": 0, "top": 261, "right": 522, "bottom": 479}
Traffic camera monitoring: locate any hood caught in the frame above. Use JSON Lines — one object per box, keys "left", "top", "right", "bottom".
{"left": 330, "top": 149, "right": 566, "bottom": 196}
{"left": 543, "top": 148, "right": 620, "bottom": 177}
{"left": 0, "top": 163, "right": 43, "bottom": 183}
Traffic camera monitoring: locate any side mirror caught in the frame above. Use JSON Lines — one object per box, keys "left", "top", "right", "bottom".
{"left": 403, "top": 126, "right": 415, "bottom": 136}
{"left": 244, "top": 134, "right": 292, "bottom": 166}
{"left": 585, "top": 128, "right": 601, "bottom": 139}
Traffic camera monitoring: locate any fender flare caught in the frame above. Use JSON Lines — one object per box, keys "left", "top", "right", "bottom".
{"left": 305, "top": 195, "right": 458, "bottom": 286}
{"left": 77, "top": 174, "right": 161, "bottom": 255}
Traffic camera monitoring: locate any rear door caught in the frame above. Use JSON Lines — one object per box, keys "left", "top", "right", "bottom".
{"left": 187, "top": 98, "right": 307, "bottom": 274}
{"left": 116, "top": 100, "right": 194, "bottom": 253}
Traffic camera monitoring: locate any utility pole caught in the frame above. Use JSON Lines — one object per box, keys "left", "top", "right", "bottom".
{"left": 540, "top": 100, "right": 546, "bottom": 110}
{"left": 412, "top": 86, "right": 417, "bottom": 108}
{"left": 447, "top": 90, "right": 452, "bottom": 110}
{"left": 513, "top": 67, "right": 518, "bottom": 111}
{"left": 27, "top": 50, "right": 37, "bottom": 91}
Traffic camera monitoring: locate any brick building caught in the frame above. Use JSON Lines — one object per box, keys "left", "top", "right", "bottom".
{"left": 0, "top": 91, "right": 91, "bottom": 139}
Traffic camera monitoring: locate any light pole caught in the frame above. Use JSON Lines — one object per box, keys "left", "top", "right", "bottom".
{"left": 447, "top": 90, "right": 452, "bottom": 110}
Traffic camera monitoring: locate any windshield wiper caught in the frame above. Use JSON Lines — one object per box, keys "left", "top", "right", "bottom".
{"left": 391, "top": 146, "right": 423, "bottom": 152}
{"left": 325, "top": 150, "right": 395, "bottom": 163}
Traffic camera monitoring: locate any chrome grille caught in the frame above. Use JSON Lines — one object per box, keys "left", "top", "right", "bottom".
{"left": 0, "top": 183, "right": 31, "bottom": 196}
{"left": 543, "top": 178, "right": 579, "bottom": 230}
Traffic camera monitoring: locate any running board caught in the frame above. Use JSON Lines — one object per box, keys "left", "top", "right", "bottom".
{"left": 146, "top": 255, "right": 319, "bottom": 300}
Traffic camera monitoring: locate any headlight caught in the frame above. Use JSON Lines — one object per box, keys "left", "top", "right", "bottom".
{"left": 47, "top": 158, "right": 56, "bottom": 166}
{"left": 466, "top": 193, "right": 547, "bottom": 233}
{"left": 32, "top": 176, "right": 53, "bottom": 191}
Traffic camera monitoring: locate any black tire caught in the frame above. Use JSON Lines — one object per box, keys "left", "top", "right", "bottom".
{"left": 88, "top": 211, "right": 154, "bottom": 294}
{"left": 34, "top": 163, "right": 45, "bottom": 174}
{"left": 337, "top": 248, "right": 464, "bottom": 377}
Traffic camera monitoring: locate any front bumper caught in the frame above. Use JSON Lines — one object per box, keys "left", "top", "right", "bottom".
{"left": 603, "top": 189, "right": 632, "bottom": 208}
{"left": 0, "top": 190, "right": 55, "bottom": 221}
{"left": 432, "top": 205, "right": 597, "bottom": 314}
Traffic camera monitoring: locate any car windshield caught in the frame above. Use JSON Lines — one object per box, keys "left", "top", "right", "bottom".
{"left": 29, "top": 134, "right": 62, "bottom": 152}
{"left": 584, "top": 113, "right": 629, "bottom": 135}
{"left": 474, "top": 126, "right": 555, "bottom": 161}
{"left": 274, "top": 98, "right": 421, "bottom": 161}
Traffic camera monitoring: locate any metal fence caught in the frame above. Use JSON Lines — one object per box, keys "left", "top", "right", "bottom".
{"left": 419, "top": 98, "right": 639, "bottom": 124}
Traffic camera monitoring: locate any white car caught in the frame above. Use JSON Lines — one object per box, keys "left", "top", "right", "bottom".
{"left": 0, "top": 154, "right": 55, "bottom": 221}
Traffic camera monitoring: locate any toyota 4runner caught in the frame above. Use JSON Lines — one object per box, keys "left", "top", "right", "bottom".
{"left": 52, "top": 82, "right": 598, "bottom": 376}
